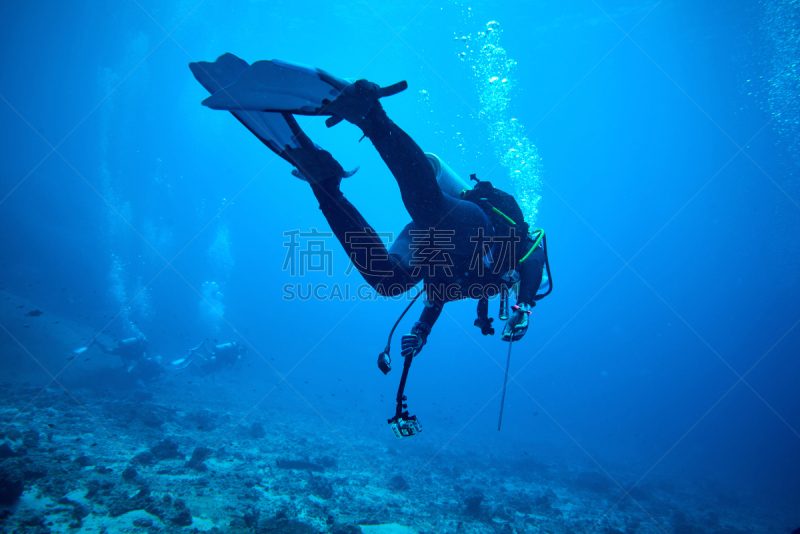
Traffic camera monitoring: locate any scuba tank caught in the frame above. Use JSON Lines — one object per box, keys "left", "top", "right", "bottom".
{"left": 426, "top": 153, "right": 472, "bottom": 198}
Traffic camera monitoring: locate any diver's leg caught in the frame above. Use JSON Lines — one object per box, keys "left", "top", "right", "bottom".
{"left": 387, "top": 222, "right": 417, "bottom": 273}
{"left": 361, "top": 104, "right": 442, "bottom": 223}
{"left": 310, "top": 178, "right": 420, "bottom": 295}
{"left": 328, "top": 82, "right": 490, "bottom": 250}
{"left": 279, "top": 122, "right": 419, "bottom": 294}
{"left": 359, "top": 103, "right": 490, "bottom": 253}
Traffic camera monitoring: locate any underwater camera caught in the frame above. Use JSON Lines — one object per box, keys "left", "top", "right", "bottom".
{"left": 377, "top": 350, "right": 391, "bottom": 374}
{"left": 389, "top": 413, "right": 422, "bottom": 439}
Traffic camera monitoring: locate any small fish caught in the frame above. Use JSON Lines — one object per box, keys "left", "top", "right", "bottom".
{"left": 25, "top": 309, "right": 43, "bottom": 317}
{"left": 17, "top": 305, "right": 24, "bottom": 308}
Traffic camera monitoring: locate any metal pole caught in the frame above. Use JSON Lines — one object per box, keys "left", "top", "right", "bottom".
{"left": 497, "top": 337, "right": 514, "bottom": 431}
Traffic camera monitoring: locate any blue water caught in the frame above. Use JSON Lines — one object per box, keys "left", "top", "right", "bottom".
{"left": 1, "top": 1, "right": 798, "bottom": 532}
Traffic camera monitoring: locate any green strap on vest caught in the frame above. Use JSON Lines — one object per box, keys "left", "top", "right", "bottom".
{"left": 520, "top": 229, "right": 545, "bottom": 263}
{"left": 478, "top": 203, "right": 544, "bottom": 265}
{"left": 491, "top": 206, "right": 517, "bottom": 225}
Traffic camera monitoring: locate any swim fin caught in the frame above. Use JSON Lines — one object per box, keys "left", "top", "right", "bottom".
{"left": 189, "top": 53, "right": 358, "bottom": 182}
{"left": 200, "top": 58, "right": 350, "bottom": 114}
{"left": 73, "top": 338, "right": 95, "bottom": 355}
{"left": 190, "top": 53, "right": 308, "bottom": 164}
{"left": 196, "top": 55, "right": 408, "bottom": 127}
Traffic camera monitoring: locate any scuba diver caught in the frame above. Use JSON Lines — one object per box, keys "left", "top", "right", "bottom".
{"left": 77, "top": 333, "right": 164, "bottom": 380}
{"left": 96, "top": 335, "right": 149, "bottom": 367}
{"left": 170, "top": 340, "right": 247, "bottom": 375}
{"left": 190, "top": 54, "right": 552, "bottom": 436}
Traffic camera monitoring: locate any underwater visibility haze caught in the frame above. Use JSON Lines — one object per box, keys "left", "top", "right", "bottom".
{"left": 0, "top": 0, "right": 798, "bottom": 533}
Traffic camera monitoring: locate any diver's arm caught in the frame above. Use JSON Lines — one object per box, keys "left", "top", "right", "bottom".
{"left": 399, "top": 302, "right": 443, "bottom": 359}
{"left": 418, "top": 302, "right": 443, "bottom": 330}
{"left": 501, "top": 245, "right": 544, "bottom": 342}
{"left": 516, "top": 245, "right": 545, "bottom": 306}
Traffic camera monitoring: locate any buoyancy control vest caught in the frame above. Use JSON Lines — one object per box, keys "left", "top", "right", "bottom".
{"left": 460, "top": 177, "right": 553, "bottom": 333}
{"left": 461, "top": 178, "right": 531, "bottom": 277}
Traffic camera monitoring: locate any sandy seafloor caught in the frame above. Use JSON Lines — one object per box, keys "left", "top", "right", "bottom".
{"left": 0, "top": 293, "right": 794, "bottom": 534}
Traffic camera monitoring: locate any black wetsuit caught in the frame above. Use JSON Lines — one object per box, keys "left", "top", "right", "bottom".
{"left": 310, "top": 104, "right": 544, "bottom": 330}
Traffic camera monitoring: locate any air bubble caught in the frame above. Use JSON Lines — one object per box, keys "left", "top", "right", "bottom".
{"left": 459, "top": 20, "right": 542, "bottom": 224}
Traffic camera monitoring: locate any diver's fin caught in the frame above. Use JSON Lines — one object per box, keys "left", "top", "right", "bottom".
{"left": 190, "top": 54, "right": 313, "bottom": 162}
{"left": 189, "top": 52, "right": 249, "bottom": 93}
{"left": 324, "top": 80, "right": 408, "bottom": 127}
{"left": 283, "top": 111, "right": 359, "bottom": 183}
{"left": 291, "top": 166, "right": 359, "bottom": 184}
{"left": 190, "top": 54, "right": 357, "bottom": 181}
{"left": 199, "top": 57, "right": 408, "bottom": 119}
{"left": 73, "top": 338, "right": 95, "bottom": 355}
{"left": 200, "top": 59, "right": 349, "bottom": 114}
{"left": 170, "top": 357, "right": 192, "bottom": 369}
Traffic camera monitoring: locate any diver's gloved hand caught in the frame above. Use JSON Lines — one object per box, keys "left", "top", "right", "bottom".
{"left": 284, "top": 145, "right": 356, "bottom": 184}
{"left": 324, "top": 79, "right": 382, "bottom": 129}
{"left": 474, "top": 316, "right": 495, "bottom": 336}
{"left": 400, "top": 321, "right": 432, "bottom": 359}
{"left": 502, "top": 303, "right": 532, "bottom": 342}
